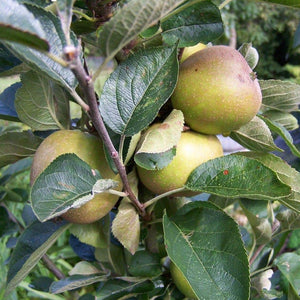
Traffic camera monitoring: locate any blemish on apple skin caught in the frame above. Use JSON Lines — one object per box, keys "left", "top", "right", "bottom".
{"left": 159, "top": 123, "right": 170, "bottom": 129}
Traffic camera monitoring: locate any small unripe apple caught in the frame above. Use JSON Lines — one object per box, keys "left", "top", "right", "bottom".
{"left": 30, "top": 130, "right": 121, "bottom": 224}
{"left": 137, "top": 128, "right": 223, "bottom": 196}
{"left": 180, "top": 43, "right": 207, "bottom": 63}
{"left": 172, "top": 45, "right": 262, "bottom": 135}
{"left": 170, "top": 262, "right": 197, "bottom": 299}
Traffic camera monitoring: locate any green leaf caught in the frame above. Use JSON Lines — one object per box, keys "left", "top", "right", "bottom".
{"left": 50, "top": 274, "right": 108, "bottom": 294}
{"left": 5, "top": 4, "right": 78, "bottom": 89}
{"left": 259, "top": 80, "right": 300, "bottom": 113}
{"left": 96, "top": 278, "right": 155, "bottom": 300}
{"left": 0, "top": 0, "right": 49, "bottom": 51}
{"left": 163, "top": 201, "right": 249, "bottom": 300}
{"left": 238, "top": 43, "right": 259, "bottom": 70}
{"left": 56, "top": 0, "right": 73, "bottom": 43}
{"left": 98, "top": 0, "right": 186, "bottom": 61}
{"left": 276, "top": 209, "right": 300, "bottom": 231}
{"left": 0, "top": 131, "right": 42, "bottom": 168}
{"left": 70, "top": 221, "right": 109, "bottom": 248}
{"left": 185, "top": 154, "right": 291, "bottom": 200}
{"left": 262, "top": 110, "right": 299, "bottom": 131}
{"left": 128, "top": 250, "right": 161, "bottom": 278}
{"left": 69, "top": 261, "right": 102, "bottom": 276}
{"left": 30, "top": 153, "right": 116, "bottom": 222}
{"left": 230, "top": 116, "right": 282, "bottom": 152}
{"left": 259, "top": 115, "right": 300, "bottom": 158}
{"left": 259, "top": 0, "right": 300, "bottom": 8}
{"left": 238, "top": 152, "right": 300, "bottom": 213}
{"left": 0, "top": 206, "right": 18, "bottom": 238}
{"left": 112, "top": 171, "right": 140, "bottom": 254}
{"left": 5, "top": 220, "right": 70, "bottom": 296}
{"left": 134, "top": 109, "right": 184, "bottom": 170}
{"left": 15, "top": 71, "right": 70, "bottom": 130}
{"left": 161, "top": 0, "right": 223, "bottom": 47}
{"left": 239, "top": 199, "right": 272, "bottom": 245}
{"left": 99, "top": 45, "right": 178, "bottom": 136}
{"left": 274, "top": 252, "right": 300, "bottom": 294}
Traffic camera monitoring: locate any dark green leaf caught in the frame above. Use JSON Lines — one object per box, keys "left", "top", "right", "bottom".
{"left": 163, "top": 201, "right": 249, "bottom": 300}
{"left": 5, "top": 4, "right": 78, "bottom": 89}
{"left": 99, "top": 46, "right": 178, "bottom": 136}
{"left": 0, "top": 0, "right": 49, "bottom": 51}
{"left": 259, "top": 115, "right": 300, "bottom": 158}
{"left": 15, "top": 71, "right": 70, "bottom": 130}
{"left": 230, "top": 116, "right": 282, "bottom": 152}
{"left": 134, "top": 109, "right": 184, "bottom": 170}
{"left": 259, "top": 80, "right": 300, "bottom": 113}
{"left": 29, "top": 276, "right": 54, "bottom": 292}
{"left": 0, "top": 131, "right": 42, "bottom": 168}
{"left": 275, "top": 252, "right": 300, "bottom": 294}
{"left": 96, "top": 278, "right": 155, "bottom": 300}
{"left": 185, "top": 154, "right": 291, "bottom": 200}
{"left": 0, "top": 44, "right": 21, "bottom": 73}
{"left": 263, "top": 110, "right": 299, "bottom": 131}
{"left": 0, "top": 82, "right": 21, "bottom": 122}
{"left": 6, "top": 220, "right": 70, "bottom": 296}
{"left": 294, "top": 22, "right": 300, "bottom": 48}
{"left": 128, "top": 250, "right": 161, "bottom": 278}
{"left": 0, "top": 207, "right": 18, "bottom": 238}
{"left": 161, "top": 0, "right": 223, "bottom": 47}
{"left": 98, "top": 0, "right": 186, "bottom": 62}
{"left": 31, "top": 153, "right": 117, "bottom": 222}
{"left": 50, "top": 274, "right": 108, "bottom": 294}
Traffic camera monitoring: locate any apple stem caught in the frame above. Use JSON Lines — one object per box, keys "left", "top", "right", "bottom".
{"left": 66, "top": 46, "right": 146, "bottom": 217}
{"left": 143, "top": 187, "right": 186, "bottom": 209}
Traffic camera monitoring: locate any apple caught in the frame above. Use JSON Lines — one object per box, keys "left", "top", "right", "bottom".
{"left": 172, "top": 45, "right": 262, "bottom": 135}
{"left": 170, "top": 261, "right": 198, "bottom": 299}
{"left": 30, "top": 130, "right": 121, "bottom": 224}
{"left": 137, "top": 128, "right": 223, "bottom": 196}
{"left": 180, "top": 43, "right": 207, "bottom": 63}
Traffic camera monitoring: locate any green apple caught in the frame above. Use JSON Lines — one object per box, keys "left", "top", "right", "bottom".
{"left": 172, "top": 45, "right": 262, "bottom": 135}
{"left": 137, "top": 129, "right": 223, "bottom": 196}
{"left": 170, "top": 262, "right": 198, "bottom": 299}
{"left": 30, "top": 130, "right": 122, "bottom": 224}
{"left": 180, "top": 43, "right": 207, "bottom": 63}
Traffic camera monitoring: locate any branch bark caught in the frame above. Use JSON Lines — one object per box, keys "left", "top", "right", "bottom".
{"left": 67, "top": 47, "right": 146, "bottom": 217}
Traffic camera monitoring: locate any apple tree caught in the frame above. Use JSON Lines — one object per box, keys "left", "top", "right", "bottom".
{"left": 0, "top": 0, "right": 300, "bottom": 299}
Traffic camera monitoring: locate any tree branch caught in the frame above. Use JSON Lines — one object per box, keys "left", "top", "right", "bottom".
{"left": 66, "top": 46, "right": 146, "bottom": 217}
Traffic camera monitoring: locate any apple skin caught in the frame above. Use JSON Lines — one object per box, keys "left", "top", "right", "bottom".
{"left": 172, "top": 45, "right": 262, "bottom": 135}
{"left": 180, "top": 43, "right": 207, "bottom": 63}
{"left": 30, "top": 130, "right": 121, "bottom": 224}
{"left": 137, "top": 129, "right": 223, "bottom": 196}
{"left": 170, "top": 262, "right": 198, "bottom": 299}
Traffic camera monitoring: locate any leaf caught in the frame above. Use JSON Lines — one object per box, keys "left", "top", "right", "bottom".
{"left": 0, "top": 44, "right": 21, "bottom": 74}
{"left": 238, "top": 43, "right": 259, "bottom": 70}
{"left": 263, "top": 110, "right": 299, "bottom": 131}
{"left": 69, "top": 261, "right": 102, "bottom": 276}
{"left": 0, "top": 0, "right": 49, "bottom": 51}
{"left": 260, "top": 0, "right": 300, "bottom": 8}
{"left": 134, "top": 109, "right": 184, "bottom": 170}
{"left": 0, "top": 206, "right": 18, "bottom": 238}
{"left": 185, "top": 154, "right": 291, "bottom": 201}
{"left": 230, "top": 116, "right": 282, "bottom": 152}
{"left": 5, "top": 4, "right": 78, "bottom": 89}
{"left": 294, "top": 22, "right": 300, "bottom": 49}
{"left": 50, "top": 274, "right": 108, "bottom": 294}
{"left": 238, "top": 152, "right": 300, "bottom": 213}
{"left": 99, "top": 45, "right": 178, "bottom": 136}
{"left": 0, "top": 131, "right": 42, "bottom": 168}
{"left": 112, "top": 170, "right": 140, "bottom": 254}
{"left": 276, "top": 209, "right": 300, "bottom": 231}
{"left": 15, "top": 71, "right": 70, "bottom": 130}
{"left": 259, "top": 80, "right": 300, "bottom": 113}
{"left": 260, "top": 116, "right": 300, "bottom": 159}
{"left": 161, "top": 0, "right": 223, "bottom": 47}
{"left": 128, "top": 250, "right": 161, "bottom": 278}
{"left": 98, "top": 0, "right": 186, "bottom": 61}
{"left": 239, "top": 199, "right": 272, "bottom": 245}
{"left": 70, "top": 221, "right": 109, "bottom": 248}
{"left": 163, "top": 201, "right": 249, "bottom": 300}
{"left": 30, "top": 153, "right": 117, "bottom": 222}
{"left": 56, "top": 0, "right": 73, "bottom": 44}
{"left": 0, "top": 82, "right": 21, "bottom": 121}
{"left": 96, "top": 278, "right": 155, "bottom": 300}
{"left": 124, "top": 132, "right": 141, "bottom": 166}
{"left": 5, "top": 220, "right": 70, "bottom": 296}
{"left": 274, "top": 252, "right": 300, "bottom": 294}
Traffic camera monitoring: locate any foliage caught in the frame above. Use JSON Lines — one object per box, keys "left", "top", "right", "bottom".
{"left": 0, "top": 0, "right": 299, "bottom": 299}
